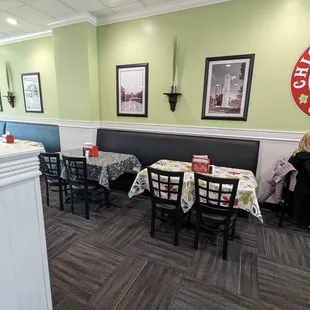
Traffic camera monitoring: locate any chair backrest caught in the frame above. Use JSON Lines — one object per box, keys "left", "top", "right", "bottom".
{"left": 39, "top": 153, "right": 61, "bottom": 178}
{"left": 147, "top": 167, "right": 184, "bottom": 205}
{"left": 194, "top": 173, "right": 239, "bottom": 218}
{"left": 62, "top": 155, "right": 88, "bottom": 186}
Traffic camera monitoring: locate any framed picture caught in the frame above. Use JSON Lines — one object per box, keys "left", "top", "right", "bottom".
{"left": 116, "top": 63, "right": 148, "bottom": 117}
{"left": 201, "top": 54, "right": 255, "bottom": 121}
{"left": 0, "top": 92, "right": 3, "bottom": 112}
{"left": 21, "top": 72, "right": 43, "bottom": 113}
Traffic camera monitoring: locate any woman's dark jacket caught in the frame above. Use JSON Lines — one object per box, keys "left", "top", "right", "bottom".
{"left": 289, "top": 151, "right": 310, "bottom": 224}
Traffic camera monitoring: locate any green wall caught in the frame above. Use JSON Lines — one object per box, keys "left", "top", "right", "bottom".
{"left": 0, "top": 0, "right": 309, "bottom": 132}
{"left": 98, "top": 0, "right": 310, "bottom": 131}
{"left": 0, "top": 36, "right": 58, "bottom": 118}
{"left": 53, "top": 22, "right": 100, "bottom": 121}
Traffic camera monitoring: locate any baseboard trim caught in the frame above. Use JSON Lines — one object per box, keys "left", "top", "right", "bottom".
{"left": 0, "top": 116, "right": 304, "bottom": 142}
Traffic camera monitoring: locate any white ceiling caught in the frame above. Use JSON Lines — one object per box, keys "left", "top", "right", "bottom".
{"left": 0, "top": 0, "right": 227, "bottom": 41}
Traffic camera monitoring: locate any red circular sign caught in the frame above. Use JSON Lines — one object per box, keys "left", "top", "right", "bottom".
{"left": 291, "top": 46, "right": 310, "bottom": 117}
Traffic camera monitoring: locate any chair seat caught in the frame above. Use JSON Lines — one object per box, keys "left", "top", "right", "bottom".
{"left": 156, "top": 203, "right": 177, "bottom": 210}
{"left": 202, "top": 209, "right": 238, "bottom": 223}
{"left": 46, "top": 176, "right": 66, "bottom": 186}
{"left": 71, "top": 182, "right": 98, "bottom": 191}
{"left": 201, "top": 210, "right": 238, "bottom": 230}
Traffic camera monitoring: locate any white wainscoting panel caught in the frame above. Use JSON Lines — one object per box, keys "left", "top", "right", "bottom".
{"left": 59, "top": 124, "right": 98, "bottom": 151}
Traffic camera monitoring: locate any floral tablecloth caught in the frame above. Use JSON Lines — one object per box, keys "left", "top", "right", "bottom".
{"left": 60, "top": 149, "right": 141, "bottom": 190}
{"left": 128, "top": 159, "right": 263, "bottom": 223}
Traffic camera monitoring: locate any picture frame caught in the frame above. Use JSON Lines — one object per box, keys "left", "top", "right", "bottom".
{"left": 0, "top": 92, "right": 3, "bottom": 112}
{"left": 116, "top": 63, "right": 148, "bottom": 117}
{"left": 201, "top": 54, "right": 255, "bottom": 121}
{"left": 21, "top": 72, "right": 43, "bottom": 113}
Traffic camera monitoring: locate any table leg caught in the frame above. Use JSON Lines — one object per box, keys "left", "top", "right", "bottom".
{"left": 104, "top": 188, "right": 121, "bottom": 208}
{"left": 230, "top": 233, "right": 241, "bottom": 240}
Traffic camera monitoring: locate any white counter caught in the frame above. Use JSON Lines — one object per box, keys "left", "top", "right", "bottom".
{"left": 0, "top": 142, "right": 52, "bottom": 310}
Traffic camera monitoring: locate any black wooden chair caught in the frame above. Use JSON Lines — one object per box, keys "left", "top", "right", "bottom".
{"left": 147, "top": 167, "right": 191, "bottom": 246}
{"left": 278, "top": 172, "right": 294, "bottom": 227}
{"left": 194, "top": 173, "right": 239, "bottom": 260}
{"left": 62, "top": 155, "right": 103, "bottom": 219}
{"left": 39, "top": 153, "right": 68, "bottom": 211}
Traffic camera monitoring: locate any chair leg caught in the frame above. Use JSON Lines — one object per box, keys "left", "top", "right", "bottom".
{"left": 46, "top": 179, "right": 50, "bottom": 207}
{"left": 279, "top": 205, "right": 286, "bottom": 227}
{"left": 85, "top": 190, "right": 89, "bottom": 220}
{"left": 58, "top": 182, "right": 64, "bottom": 211}
{"left": 231, "top": 218, "right": 236, "bottom": 241}
{"left": 174, "top": 208, "right": 180, "bottom": 246}
{"left": 194, "top": 210, "right": 201, "bottom": 250}
{"left": 222, "top": 221, "right": 230, "bottom": 260}
{"left": 70, "top": 186, "right": 74, "bottom": 214}
{"left": 150, "top": 203, "right": 156, "bottom": 238}
{"left": 187, "top": 210, "right": 192, "bottom": 229}
{"left": 64, "top": 184, "right": 68, "bottom": 196}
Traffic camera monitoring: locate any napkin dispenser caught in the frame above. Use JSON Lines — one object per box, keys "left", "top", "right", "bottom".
{"left": 191, "top": 155, "right": 210, "bottom": 173}
{"left": 83, "top": 143, "right": 98, "bottom": 157}
{"left": 90, "top": 145, "right": 98, "bottom": 157}
{"left": 2, "top": 131, "right": 14, "bottom": 143}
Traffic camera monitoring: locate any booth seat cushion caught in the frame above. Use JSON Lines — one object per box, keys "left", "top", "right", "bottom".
{"left": 0, "top": 121, "right": 5, "bottom": 135}
{"left": 96, "top": 129, "right": 260, "bottom": 174}
{"left": 5, "top": 121, "right": 61, "bottom": 152}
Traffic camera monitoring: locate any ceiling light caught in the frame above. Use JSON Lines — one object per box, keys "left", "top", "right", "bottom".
{"left": 226, "top": 64, "right": 231, "bottom": 67}
{"left": 6, "top": 18, "right": 18, "bottom": 25}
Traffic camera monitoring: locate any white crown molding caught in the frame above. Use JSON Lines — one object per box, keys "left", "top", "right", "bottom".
{"left": 47, "top": 12, "right": 97, "bottom": 28}
{"left": 97, "top": 0, "right": 230, "bottom": 25}
{"left": 0, "top": 30, "right": 52, "bottom": 46}
{"left": 99, "top": 121, "right": 305, "bottom": 142}
{"left": 0, "top": 0, "right": 228, "bottom": 44}
{"left": 0, "top": 12, "right": 97, "bottom": 45}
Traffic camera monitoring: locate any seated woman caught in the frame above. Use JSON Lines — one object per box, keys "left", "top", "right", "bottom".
{"left": 289, "top": 132, "right": 310, "bottom": 228}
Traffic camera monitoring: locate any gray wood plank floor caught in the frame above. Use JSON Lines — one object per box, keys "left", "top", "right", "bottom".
{"left": 42, "top": 181, "right": 310, "bottom": 310}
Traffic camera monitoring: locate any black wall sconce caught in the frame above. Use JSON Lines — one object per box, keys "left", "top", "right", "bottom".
{"left": 163, "top": 92, "right": 182, "bottom": 111}
{"left": 4, "top": 91, "right": 15, "bottom": 108}
{"left": 4, "top": 62, "right": 15, "bottom": 108}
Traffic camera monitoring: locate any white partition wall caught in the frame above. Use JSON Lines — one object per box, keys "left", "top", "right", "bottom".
{"left": 0, "top": 143, "right": 52, "bottom": 310}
